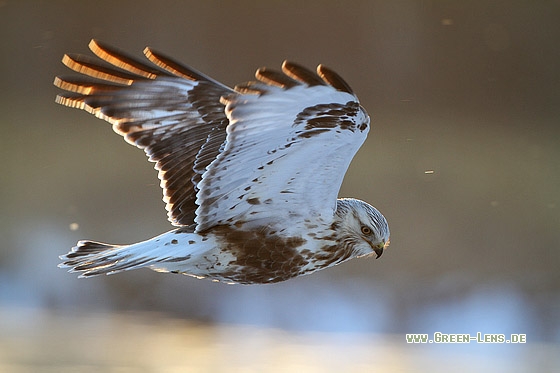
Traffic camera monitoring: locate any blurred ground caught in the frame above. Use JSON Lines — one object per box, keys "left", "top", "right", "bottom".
{"left": 1, "top": 0, "right": 559, "bottom": 370}
{"left": 2, "top": 307, "right": 559, "bottom": 372}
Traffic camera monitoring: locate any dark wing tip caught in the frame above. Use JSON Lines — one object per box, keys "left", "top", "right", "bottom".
{"left": 88, "top": 39, "right": 161, "bottom": 79}
{"left": 53, "top": 75, "right": 123, "bottom": 95}
{"left": 54, "top": 92, "right": 86, "bottom": 109}
{"left": 255, "top": 60, "right": 355, "bottom": 94}
{"left": 255, "top": 67, "right": 299, "bottom": 89}
{"left": 248, "top": 61, "right": 356, "bottom": 94}
{"left": 61, "top": 53, "right": 145, "bottom": 85}
{"left": 143, "top": 47, "right": 198, "bottom": 81}
{"left": 233, "top": 81, "right": 269, "bottom": 95}
{"left": 281, "top": 60, "right": 326, "bottom": 87}
{"left": 317, "top": 64, "right": 354, "bottom": 95}
{"left": 144, "top": 47, "right": 233, "bottom": 91}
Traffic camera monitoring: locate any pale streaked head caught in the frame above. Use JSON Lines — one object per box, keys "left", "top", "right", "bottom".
{"left": 335, "top": 198, "right": 390, "bottom": 259}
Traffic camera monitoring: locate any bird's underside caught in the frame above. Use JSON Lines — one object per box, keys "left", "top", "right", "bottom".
{"left": 56, "top": 40, "right": 390, "bottom": 284}
{"left": 61, "top": 212, "right": 375, "bottom": 284}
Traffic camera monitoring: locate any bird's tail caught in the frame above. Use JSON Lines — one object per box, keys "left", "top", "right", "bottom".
{"left": 59, "top": 240, "right": 159, "bottom": 277}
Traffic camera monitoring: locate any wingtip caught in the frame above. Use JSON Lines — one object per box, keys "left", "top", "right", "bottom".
{"left": 316, "top": 64, "right": 354, "bottom": 95}
{"left": 88, "top": 38, "right": 99, "bottom": 52}
{"left": 255, "top": 66, "right": 299, "bottom": 89}
{"left": 281, "top": 60, "right": 326, "bottom": 87}
{"left": 88, "top": 39, "right": 159, "bottom": 79}
{"left": 142, "top": 46, "right": 197, "bottom": 81}
{"left": 143, "top": 46, "right": 154, "bottom": 59}
{"left": 54, "top": 94, "right": 82, "bottom": 108}
{"left": 53, "top": 75, "right": 63, "bottom": 88}
{"left": 60, "top": 53, "right": 73, "bottom": 67}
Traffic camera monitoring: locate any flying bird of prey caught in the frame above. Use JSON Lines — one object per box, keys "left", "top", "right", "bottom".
{"left": 56, "top": 40, "right": 390, "bottom": 284}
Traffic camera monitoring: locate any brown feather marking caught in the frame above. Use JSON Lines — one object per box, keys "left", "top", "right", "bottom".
{"left": 233, "top": 81, "right": 268, "bottom": 95}
{"left": 143, "top": 47, "right": 229, "bottom": 87}
{"left": 89, "top": 39, "right": 161, "bottom": 79}
{"left": 282, "top": 61, "right": 326, "bottom": 87}
{"left": 292, "top": 101, "right": 364, "bottom": 138}
{"left": 207, "top": 225, "right": 309, "bottom": 284}
{"left": 317, "top": 64, "right": 354, "bottom": 94}
{"left": 255, "top": 67, "right": 299, "bottom": 89}
{"left": 53, "top": 76, "right": 123, "bottom": 95}
{"left": 61, "top": 54, "right": 143, "bottom": 85}
{"left": 144, "top": 47, "right": 198, "bottom": 81}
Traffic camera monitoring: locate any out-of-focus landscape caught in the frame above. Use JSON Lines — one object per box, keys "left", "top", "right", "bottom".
{"left": 1, "top": 1, "right": 559, "bottom": 371}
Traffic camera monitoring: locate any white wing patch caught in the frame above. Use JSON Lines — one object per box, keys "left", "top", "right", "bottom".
{"left": 195, "top": 81, "right": 369, "bottom": 233}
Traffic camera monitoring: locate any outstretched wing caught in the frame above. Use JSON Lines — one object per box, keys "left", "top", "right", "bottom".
{"left": 194, "top": 61, "right": 370, "bottom": 233}
{"left": 55, "top": 40, "right": 233, "bottom": 226}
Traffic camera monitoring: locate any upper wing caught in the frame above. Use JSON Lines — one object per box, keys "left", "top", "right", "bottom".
{"left": 55, "top": 40, "right": 233, "bottom": 226}
{"left": 194, "top": 61, "right": 370, "bottom": 233}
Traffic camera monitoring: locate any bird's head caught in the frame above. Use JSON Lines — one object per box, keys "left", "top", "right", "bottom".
{"left": 335, "top": 198, "right": 390, "bottom": 259}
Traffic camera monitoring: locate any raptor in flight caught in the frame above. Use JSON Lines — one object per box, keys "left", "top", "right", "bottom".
{"left": 56, "top": 40, "right": 390, "bottom": 284}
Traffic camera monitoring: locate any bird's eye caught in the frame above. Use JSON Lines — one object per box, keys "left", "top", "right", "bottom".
{"left": 361, "top": 226, "right": 372, "bottom": 235}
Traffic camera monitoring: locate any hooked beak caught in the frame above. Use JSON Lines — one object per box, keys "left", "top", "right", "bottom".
{"left": 373, "top": 241, "right": 389, "bottom": 259}
{"left": 373, "top": 246, "right": 384, "bottom": 259}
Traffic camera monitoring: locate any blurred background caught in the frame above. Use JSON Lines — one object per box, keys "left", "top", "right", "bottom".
{"left": 1, "top": 0, "right": 559, "bottom": 371}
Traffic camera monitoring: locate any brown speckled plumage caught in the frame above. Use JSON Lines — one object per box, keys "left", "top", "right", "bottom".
{"left": 56, "top": 40, "right": 390, "bottom": 284}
